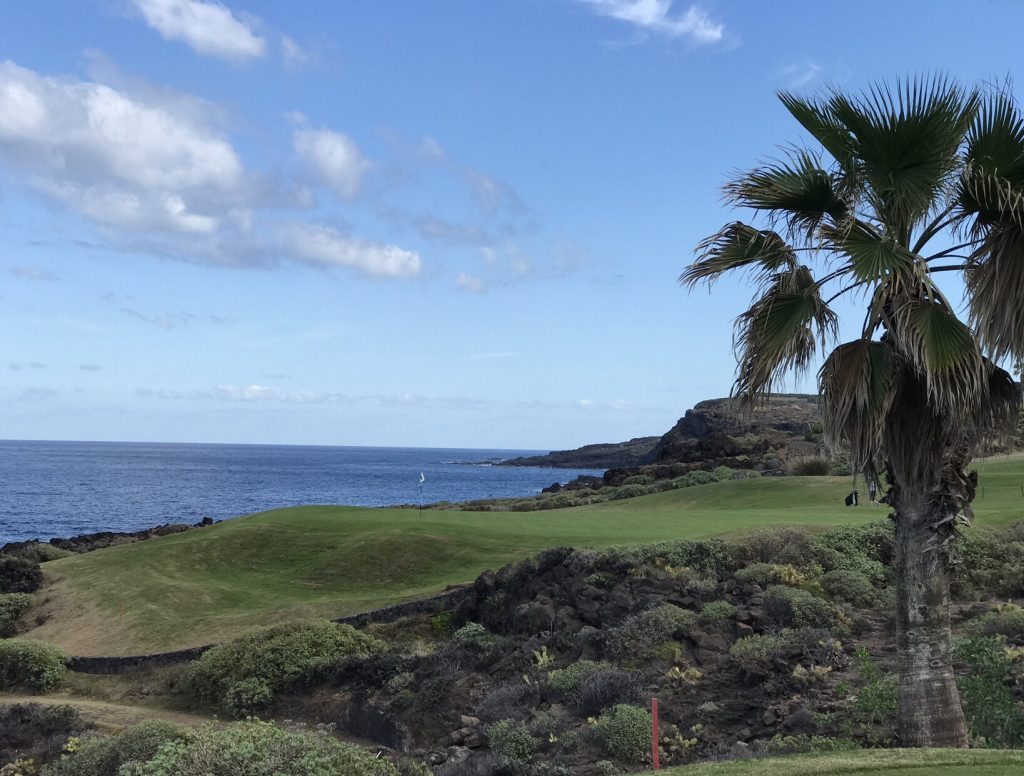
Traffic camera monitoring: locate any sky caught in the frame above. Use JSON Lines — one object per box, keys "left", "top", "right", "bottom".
{"left": 2, "top": 0, "right": 1023, "bottom": 450}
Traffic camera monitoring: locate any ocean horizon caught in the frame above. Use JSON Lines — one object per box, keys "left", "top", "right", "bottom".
{"left": 0, "top": 439, "right": 602, "bottom": 545}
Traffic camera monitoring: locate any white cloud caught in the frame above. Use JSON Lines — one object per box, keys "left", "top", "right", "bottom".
{"left": 294, "top": 127, "right": 372, "bottom": 200}
{"left": 580, "top": 1, "right": 724, "bottom": 43}
{"left": 455, "top": 272, "right": 486, "bottom": 294}
{"left": 286, "top": 223, "right": 421, "bottom": 279}
{"left": 131, "top": 0, "right": 266, "bottom": 62}
{"left": 780, "top": 61, "right": 822, "bottom": 88}
{"left": 10, "top": 266, "right": 58, "bottom": 282}
{"left": 0, "top": 60, "right": 243, "bottom": 234}
{"left": 281, "top": 36, "right": 308, "bottom": 70}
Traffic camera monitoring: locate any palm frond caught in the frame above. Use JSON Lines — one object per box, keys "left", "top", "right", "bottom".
{"left": 827, "top": 76, "right": 978, "bottom": 242}
{"left": 724, "top": 149, "right": 848, "bottom": 237}
{"left": 822, "top": 219, "right": 922, "bottom": 287}
{"left": 682, "top": 222, "right": 796, "bottom": 288}
{"left": 819, "top": 339, "right": 896, "bottom": 472}
{"left": 777, "top": 91, "right": 855, "bottom": 171}
{"left": 967, "top": 224, "right": 1024, "bottom": 360}
{"left": 732, "top": 266, "right": 837, "bottom": 402}
{"left": 891, "top": 296, "right": 986, "bottom": 417}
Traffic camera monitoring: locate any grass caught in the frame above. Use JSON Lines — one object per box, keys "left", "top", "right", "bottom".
{"left": 658, "top": 748, "right": 1024, "bottom": 775}
{"left": 24, "top": 454, "right": 1024, "bottom": 655}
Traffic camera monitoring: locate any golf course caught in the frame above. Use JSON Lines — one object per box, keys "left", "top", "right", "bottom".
{"left": 25, "top": 453, "right": 1024, "bottom": 656}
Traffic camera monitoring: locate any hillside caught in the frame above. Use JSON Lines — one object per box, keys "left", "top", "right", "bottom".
{"left": 20, "top": 452, "right": 1024, "bottom": 656}
{"left": 501, "top": 394, "right": 822, "bottom": 474}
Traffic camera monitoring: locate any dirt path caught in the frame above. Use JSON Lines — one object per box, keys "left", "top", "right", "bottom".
{"left": 0, "top": 693, "right": 213, "bottom": 734}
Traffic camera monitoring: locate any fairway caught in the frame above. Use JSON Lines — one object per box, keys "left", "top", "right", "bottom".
{"left": 658, "top": 748, "right": 1024, "bottom": 775}
{"left": 25, "top": 455, "right": 1024, "bottom": 655}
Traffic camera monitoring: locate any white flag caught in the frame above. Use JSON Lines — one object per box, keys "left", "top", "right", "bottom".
{"left": 419, "top": 471, "right": 426, "bottom": 484}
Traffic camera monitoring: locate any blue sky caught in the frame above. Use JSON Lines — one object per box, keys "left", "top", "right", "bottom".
{"left": 1, "top": 0, "right": 1022, "bottom": 449}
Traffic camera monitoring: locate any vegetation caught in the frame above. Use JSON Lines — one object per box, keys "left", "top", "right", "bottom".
{"left": 23, "top": 451, "right": 1024, "bottom": 656}
{"left": 43, "top": 719, "right": 400, "bottom": 776}
{"left": 182, "top": 620, "right": 384, "bottom": 716}
{"left": 594, "top": 704, "right": 652, "bottom": 764}
{"left": 658, "top": 748, "right": 1024, "bottom": 775}
{"left": 683, "top": 76, "right": 1024, "bottom": 746}
{"left": 0, "top": 640, "right": 67, "bottom": 691}
{"left": 0, "top": 593, "right": 32, "bottom": 638}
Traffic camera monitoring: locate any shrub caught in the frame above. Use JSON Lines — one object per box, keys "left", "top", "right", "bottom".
{"left": 452, "top": 623, "right": 498, "bottom": 648}
{"left": 698, "top": 600, "right": 736, "bottom": 631}
{"left": 15, "top": 544, "right": 74, "bottom": 563}
{"left": 604, "top": 605, "right": 696, "bottom": 661}
{"left": 814, "top": 522, "right": 895, "bottom": 569}
{"left": 821, "top": 570, "right": 876, "bottom": 607}
{"left": 45, "top": 720, "right": 188, "bottom": 776}
{"left": 477, "top": 682, "right": 534, "bottom": 723}
{"left": 764, "top": 585, "right": 836, "bottom": 629}
{"left": 0, "top": 593, "right": 32, "bottom": 638}
{"left": 755, "top": 734, "right": 858, "bottom": 756}
{"left": 575, "top": 669, "right": 642, "bottom": 715}
{"left": 735, "top": 562, "right": 804, "bottom": 587}
{"left": 547, "top": 660, "right": 609, "bottom": 695}
{"left": 677, "top": 470, "right": 717, "bottom": 487}
{"left": 609, "top": 485, "right": 650, "bottom": 501}
{"left": 712, "top": 466, "right": 737, "bottom": 481}
{"left": 0, "top": 556, "right": 42, "bottom": 594}
{"left": 621, "top": 475, "right": 654, "bottom": 487}
{"left": 729, "top": 633, "right": 786, "bottom": 678}
{"left": 852, "top": 647, "right": 897, "bottom": 728}
{"left": 789, "top": 457, "right": 830, "bottom": 476}
{"left": 967, "top": 605, "right": 1024, "bottom": 644}
{"left": 486, "top": 719, "right": 538, "bottom": 766}
{"left": 121, "top": 719, "right": 399, "bottom": 775}
{"left": 0, "top": 640, "right": 67, "bottom": 691}
{"left": 182, "top": 620, "right": 384, "bottom": 715}
{"left": 731, "top": 528, "right": 825, "bottom": 569}
{"left": 955, "top": 636, "right": 1024, "bottom": 746}
{"left": 594, "top": 705, "right": 651, "bottom": 763}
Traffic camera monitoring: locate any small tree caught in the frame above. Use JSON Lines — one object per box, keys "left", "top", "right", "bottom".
{"left": 684, "top": 76, "right": 1023, "bottom": 747}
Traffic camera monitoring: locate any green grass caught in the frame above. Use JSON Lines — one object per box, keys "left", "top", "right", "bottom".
{"left": 658, "top": 748, "right": 1024, "bottom": 775}
{"left": 28, "top": 454, "right": 1024, "bottom": 655}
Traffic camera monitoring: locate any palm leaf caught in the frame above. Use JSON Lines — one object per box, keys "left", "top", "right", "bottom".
{"left": 819, "top": 339, "right": 896, "bottom": 472}
{"left": 777, "top": 91, "right": 856, "bottom": 171}
{"left": 724, "top": 149, "right": 848, "bottom": 236}
{"left": 891, "top": 296, "right": 986, "bottom": 417}
{"left": 967, "top": 224, "right": 1024, "bottom": 360}
{"left": 682, "top": 222, "right": 796, "bottom": 288}
{"left": 822, "top": 219, "right": 921, "bottom": 286}
{"left": 732, "top": 266, "right": 837, "bottom": 401}
{"left": 827, "top": 76, "right": 978, "bottom": 241}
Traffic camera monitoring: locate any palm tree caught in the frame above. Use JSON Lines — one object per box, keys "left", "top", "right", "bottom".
{"left": 683, "top": 77, "right": 1023, "bottom": 747}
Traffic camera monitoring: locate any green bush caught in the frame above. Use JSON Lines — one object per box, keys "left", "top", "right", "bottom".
{"left": 0, "top": 556, "right": 42, "bottom": 594}
{"left": 698, "top": 600, "right": 736, "bottom": 630}
{"left": 594, "top": 704, "right": 651, "bottom": 763}
{"left": 735, "top": 562, "right": 800, "bottom": 587}
{"left": 677, "top": 470, "right": 717, "bottom": 487}
{"left": 712, "top": 466, "right": 736, "bottom": 481}
{"left": 17, "top": 543, "right": 75, "bottom": 563}
{"left": 0, "top": 592, "right": 32, "bottom": 637}
{"left": 955, "top": 636, "right": 1024, "bottom": 746}
{"left": 729, "top": 633, "right": 786, "bottom": 677}
{"left": 452, "top": 622, "right": 498, "bottom": 648}
{"left": 487, "top": 719, "right": 538, "bottom": 765}
{"left": 765, "top": 585, "right": 836, "bottom": 629}
{"left": 0, "top": 639, "right": 67, "bottom": 691}
{"left": 547, "top": 660, "right": 609, "bottom": 695}
{"left": 183, "top": 620, "right": 384, "bottom": 715}
{"left": 609, "top": 484, "right": 650, "bottom": 501}
{"left": 45, "top": 720, "right": 188, "bottom": 776}
{"left": 813, "top": 522, "right": 894, "bottom": 572}
{"left": 821, "top": 570, "right": 876, "bottom": 606}
{"left": 604, "top": 605, "right": 696, "bottom": 661}
{"left": 731, "top": 528, "right": 826, "bottom": 569}
{"left": 756, "top": 734, "right": 858, "bottom": 755}
{"left": 122, "top": 719, "right": 399, "bottom": 775}
{"left": 852, "top": 647, "right": 897, "bottom": 728}
{"left": 967, "top": 605, "right": 1024, "bottom": 644}
{"left": 789, "top": 457, "right": 830, "bottom": 476}
{"left": 621, "top": 475, "right": 654, "bottom": 487}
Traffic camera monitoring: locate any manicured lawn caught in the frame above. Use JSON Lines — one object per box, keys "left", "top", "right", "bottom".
{"left": 25, "top": 454, "right": 1024, "bottom": 655}
{"left": 658, "top": 747, "right": 1024, "bottom": 775}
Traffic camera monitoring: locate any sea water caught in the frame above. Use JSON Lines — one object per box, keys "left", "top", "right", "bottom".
{"left": 0, "top": 440, "right": 602, "bottom": 544}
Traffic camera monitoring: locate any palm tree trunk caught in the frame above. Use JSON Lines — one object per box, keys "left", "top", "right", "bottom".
{"left": 894, "top": 508, "right": 969, "bottom": 747}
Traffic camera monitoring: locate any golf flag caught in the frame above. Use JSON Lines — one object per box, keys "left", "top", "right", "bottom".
{"left": 419, "top": 471, "right": 426, "bottom": 484}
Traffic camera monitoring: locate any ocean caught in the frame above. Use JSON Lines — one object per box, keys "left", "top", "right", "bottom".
{"left": 0, "top": 440, "right": 602, "bottom": 545}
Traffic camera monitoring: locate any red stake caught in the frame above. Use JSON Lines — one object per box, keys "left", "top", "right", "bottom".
{"left": 651, "top": 696, "right": 660, "bottom": 770}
